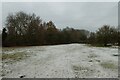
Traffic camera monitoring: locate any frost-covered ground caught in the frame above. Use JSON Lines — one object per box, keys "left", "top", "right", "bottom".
{"left": 0, "top": 47, "right": 2, "bottom": 79}
{"left": 1, "top": 44, "right": 118, "bottom": 78}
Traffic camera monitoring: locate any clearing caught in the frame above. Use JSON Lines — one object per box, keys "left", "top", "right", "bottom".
{"left": 1, "top": 44, "right": 118, "bottom": 78}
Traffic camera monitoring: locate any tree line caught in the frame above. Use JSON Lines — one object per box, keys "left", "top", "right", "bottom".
{"left": 88, "top": 25, "right": 119, "bottom": 46}
{"left": 2, "top": 11, "right": 119, "bottom": 47}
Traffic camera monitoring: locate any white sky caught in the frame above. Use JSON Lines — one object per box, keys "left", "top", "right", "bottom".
{"left": 0, "top": 0, "right": 119, "bottom": 32}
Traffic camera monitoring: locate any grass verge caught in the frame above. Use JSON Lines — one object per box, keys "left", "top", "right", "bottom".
{"left": 100, "top": 62, "right": 117, "bottom": 69}
{"left": 2, "top": 52, "right": 28, "bottom": 61}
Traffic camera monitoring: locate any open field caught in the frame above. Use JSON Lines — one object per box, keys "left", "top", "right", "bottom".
{"left": 1, "top": 44, "right": 118, "bottom": 78}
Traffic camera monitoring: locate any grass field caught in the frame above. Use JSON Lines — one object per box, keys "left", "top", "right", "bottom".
{"left": 1, "top": 44, "right": 118, "bottom": 78}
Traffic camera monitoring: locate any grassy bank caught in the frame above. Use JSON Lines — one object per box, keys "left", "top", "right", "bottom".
{"left": 2, "top": 52, "right": 29, "bottom": 62}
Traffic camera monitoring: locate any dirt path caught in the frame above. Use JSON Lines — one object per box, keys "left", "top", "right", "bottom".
{"left": 2, "top": 44, "right": 118, "bottom": 78}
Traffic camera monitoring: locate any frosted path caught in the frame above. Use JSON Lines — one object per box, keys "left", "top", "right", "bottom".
{"left": 2, "top": 44, "right": 118, "bottom": 78}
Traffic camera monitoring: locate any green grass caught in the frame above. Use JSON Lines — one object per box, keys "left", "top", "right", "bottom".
{"left": 100, "top": 62, "right": 117, "bottom": 69}
{"left": 2, "top": 48, "right": 15, "bottom": 52}
{"left": 91, "top": 44, "right": 104, "bottom": 47}
{"left": 86, "top": 44, "right": 107, "bottom": 47}
{"left": 2, "top": 52, "right": 28, "bottom": 61}
{"left": 72, "top": 65, "right": 89, "bottom": 71}
{"left": 0, "top": 54, "right": 2, "bottom": 61}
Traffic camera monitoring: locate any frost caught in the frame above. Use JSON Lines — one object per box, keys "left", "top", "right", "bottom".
{"left": 2, "top": 44, "right": 118, "bottom": 78}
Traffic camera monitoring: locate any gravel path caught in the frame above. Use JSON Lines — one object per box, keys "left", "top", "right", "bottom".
{"left": 2, "top": 44, "right": 118, "bottom": 78}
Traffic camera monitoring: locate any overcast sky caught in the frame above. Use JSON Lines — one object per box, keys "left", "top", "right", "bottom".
{"left": 2, "top": 2, "right": 118, "bottom": 32}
